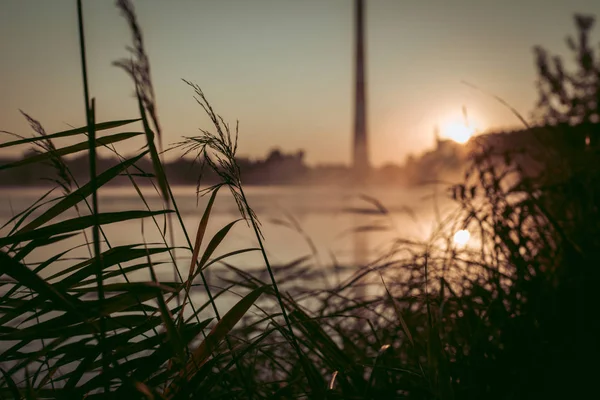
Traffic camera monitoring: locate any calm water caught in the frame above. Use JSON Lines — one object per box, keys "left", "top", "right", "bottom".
{"left": 1, "top": 184, "right": 466, "bottom": 350}
{"left": 0, "top": 185, "right": 462, "bottom": 295}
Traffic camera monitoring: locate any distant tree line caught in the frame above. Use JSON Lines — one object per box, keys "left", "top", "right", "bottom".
{"left": 0, "top": 142, "right": 468, "bottom": 187}
{"left": 2, "top": 124, "right": 595, "bottom": 188}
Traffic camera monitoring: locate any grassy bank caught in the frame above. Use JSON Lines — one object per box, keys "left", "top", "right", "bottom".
{"left": 1, "top": 2, "right": 598, "bottom": 399}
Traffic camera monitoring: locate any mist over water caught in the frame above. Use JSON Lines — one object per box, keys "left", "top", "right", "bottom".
{"left": 0, "top": 184, "right": 456, "bottom": 274}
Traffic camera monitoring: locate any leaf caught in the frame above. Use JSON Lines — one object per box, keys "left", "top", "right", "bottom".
{"left": 107, "top": 321, "right": 210, "bottom": 389}
{"left": 0, "top": 132, "right": 144, "bottom": 171}
{"left": 133, "top": 381, "right": 160, "bottom": 400}
{"left": 196, "top": 219, "right": 242, "bottom": 269}
{"left": 0, "top": 210, "right": 173, "bottom": 247}
{"left": 69, "top": 281, "right": 176, "bottom": 294}
{"left": 352, "top": 225, "right": 389, "bottom": 233}
{"left": 5, "top": 337, "right": 67, "bottom": 377}
{"left": 63, "top": 347, "right": 102, "bottom": 391}
{"left": 155, "top": 296, "right": 185, "bottom": 364}
{"left": 99, "top": 315, "right": 170, "bottom": 358}
{"left": 16, "top": 151, "right": 149, "bottom": 234}
{"left": 381, "top": 275, "right": 414, "bottom": 346}
{"left": 136, "top": 84, "right": 169, "bottom": 202}
{"left": 0, "top": 118, "right": 140, "bottom": 148}
{"left": 45, "top": 244, "right": 136, "bottom": 283}
{"left": 0, "top": 368, "right": 20, "bottom": 399}
{"left": 365, "top": 343, "right": 393, "bottom": 398}
{"left": 196, "top": 248, "right": 259, "bottom": 275}
{"left": 358, "top": 194, "right": 389, "bottom": 214}
{"left": 56, "top": 246, "right": 177, "bottom": 289}
{"left": 94, "top": 291, "right": 160, "bottom": 316}
{"left": 341, "top": 207, "right": 386, "bottom": 215}
{"left": 288, "top": 306, "right": 352, "bottom": 371}
{"left": 0, "top": 249, "right": 71, "bottom": 313}
{"left": 180, "top": 285, "right": 268, "bottom": 382}
{"left": 148, "top": 255, "right": 186, "bottom": 366}
{"left": 110, "top": 325, "right": 190, "bottom": 364}
{"left": 0, "top": 188, "right": 56, "bottom": 233}
{"left": 196, "top": 323, "right": 279, "bottom": 393}
{"left": 14, "top": 233, "right": 79, "bottom": 261}
{"left": 71, "top": 261, "right": 167, "bottom": 288}
{"left": 2, "top": 315, "right": 160, "bottom": 341}
{"left": 0, "top": 251, "right": 84, "bottom": 315}
{"left": 328, "top": 371, "right": 339, "bottom": 391}
{"left": 183, "top": 284, "right": 235, "bottom": 325}
{"left": 178, "top": 187, "right": 220, "bottom": 325}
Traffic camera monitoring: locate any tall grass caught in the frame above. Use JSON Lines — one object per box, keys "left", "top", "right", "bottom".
{"left": 1, "top": 1, "right": 598, "bottom": 399}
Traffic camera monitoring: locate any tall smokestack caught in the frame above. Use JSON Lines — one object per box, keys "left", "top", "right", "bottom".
{"left": 353, "top": 0, "right": 370, "bottom": 182}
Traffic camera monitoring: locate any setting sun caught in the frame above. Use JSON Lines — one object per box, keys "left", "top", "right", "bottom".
{"left": 453, "top": 229, "right": 471, "bottom": 246}
{"left": 443, "top": 122, "right": 475, "bottom": 144}
{"left": 437, "top": 107, "right": 484, "bottom": 144}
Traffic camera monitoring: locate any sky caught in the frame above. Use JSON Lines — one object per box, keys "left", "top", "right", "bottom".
{"left": 1, "top": 0, "right": 599, "bottom": 166}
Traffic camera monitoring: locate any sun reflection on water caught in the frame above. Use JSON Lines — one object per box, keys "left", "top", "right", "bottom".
{"left": 453, "top": 229, "right": 471, "bottom": 246}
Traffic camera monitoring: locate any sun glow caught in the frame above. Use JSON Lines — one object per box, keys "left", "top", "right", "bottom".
{"left": 443, "top": 122, "right": 475, "bottom": 144}
{"left": 453, "top": 229, "right": 471, "bottom": 246}
{"left": 438, "top": 108, "right": 484, "bottom": 144}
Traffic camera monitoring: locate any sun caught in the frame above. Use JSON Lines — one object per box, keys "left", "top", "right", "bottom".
{"left": 442, "top": 121, "right": 475, "bottom": 144}
{"left": 453, "top": 229, "right": 471, "bottom": 246}
{"left": 437, "top": 108, "right": 484, "bottom": 144}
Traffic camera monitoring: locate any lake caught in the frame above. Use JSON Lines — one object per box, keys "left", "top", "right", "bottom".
{"left": 0, "top": 184, "right": 465, "bottom": 307}
{"left": 1, "top": 183, "right": 473, "bottom": 353}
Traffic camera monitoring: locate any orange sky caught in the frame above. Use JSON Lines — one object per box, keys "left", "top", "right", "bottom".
{"left": 1, "top": 0, "right": 599, "bottom": 166}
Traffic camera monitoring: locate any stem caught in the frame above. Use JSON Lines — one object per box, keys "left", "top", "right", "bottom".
{"left": 237, "top": 185, "right": 304, "bottom": 361}
{"left": 165, "top": 183, "right": 221, "bottom": 321}
{"left": 76, "top": 0, "right": 108, "bottom": 393}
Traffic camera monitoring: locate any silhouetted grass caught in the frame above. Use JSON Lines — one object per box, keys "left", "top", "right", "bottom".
{"left": 1, "top": 2, "right": 598, "bottom": 399}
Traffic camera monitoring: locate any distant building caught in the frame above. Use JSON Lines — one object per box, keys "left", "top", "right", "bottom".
{"left": 352, "top": 0, "right": 370, "bottom": 182}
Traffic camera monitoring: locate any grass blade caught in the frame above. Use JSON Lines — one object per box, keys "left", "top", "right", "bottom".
{"left": 135, "top": 83, "right": 169, "bottom": 203}
{"left": 55, "top": 246, "right": 176, "bottom": 289}
{"left": 0, "top": 119, "right": 140, "bottom": 149}
{"left": 0, "top": 132, "right": 144, "bottom": 171}
{"left": 0, "top": 251, "right": 84, "bottom": 315}
{"left": 381, "top": 275, "right": 414, "bottom": 346}
{"left": 0, "top": 368, "right": 21, "bottom": 399}
{"left": 196, "top": 219, "right": 242, "bottom": 270}
{"left": 174, "top": 285, "right": 268, "bottom": 390}
{"left": 145, "top": 247, "right": 186, "bottom": 366}
{"left": 0, "top": 210, "right": 172, "bottom": 247}
{"left": 178, "top": 187, "right": 220, "bottom": 326}
{"left": 16, "top": 151, "right": 149, "bottom": 234}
